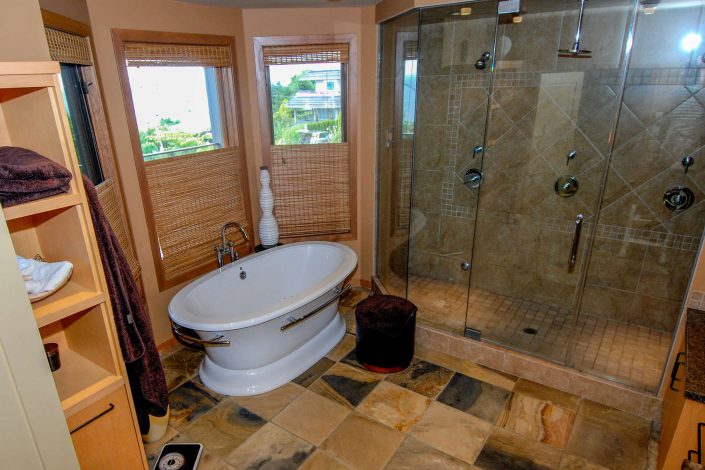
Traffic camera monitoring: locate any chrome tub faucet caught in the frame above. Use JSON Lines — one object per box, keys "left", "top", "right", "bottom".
{"left": 215, "top": 221, "right": 249, "bottom": 268}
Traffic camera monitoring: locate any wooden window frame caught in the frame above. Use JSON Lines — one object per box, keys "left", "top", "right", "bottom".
{"left": 253, "top": 34, "right": 358, "bottom": 243}
{"left": 112, "top": 28, "right": 254, "bottom": 290}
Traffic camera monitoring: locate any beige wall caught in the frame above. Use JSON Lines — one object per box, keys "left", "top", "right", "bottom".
{"left": 0, "top": 0, "right": 50, "bottom": 61}
{"left": 39, "top": 0, "right": 90, "bottom": 24}
{"left": 84, "top": 0, "right": 247, "bottom": 344}
{"left": 240, "top": 6, "right": 378, "bottom": 287}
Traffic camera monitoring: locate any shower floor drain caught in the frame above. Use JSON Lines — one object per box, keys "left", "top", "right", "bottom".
{"left": 523, "top": 327, "right": 538, "bottom": 335}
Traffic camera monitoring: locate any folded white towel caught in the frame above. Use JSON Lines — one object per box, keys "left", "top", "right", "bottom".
{"left": 17, "top": 256, "right": 73, "bottom": 295}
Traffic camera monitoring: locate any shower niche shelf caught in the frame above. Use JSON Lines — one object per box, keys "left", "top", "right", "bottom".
{"left": 0, "top": 62, "right": 147, "bottom": 467}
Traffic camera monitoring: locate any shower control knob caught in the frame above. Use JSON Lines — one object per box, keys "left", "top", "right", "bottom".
{"left": 460, "top": 262, "right": 471, "bottom": 271}
{"left": 474, "top": 52, "right": 491, "bottom": 70}
{"left": 682, "top": 156, "right": 694, "bottom": 173}
{"left": 664, "top": 186, "right": 695, "bottom": 212}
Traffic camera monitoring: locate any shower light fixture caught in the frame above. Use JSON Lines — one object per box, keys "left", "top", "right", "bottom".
{"left": 451, "top": 7, "right": 472, "bottom": 16}
{"left": 641, "top": 0, "right": 660, "bottom": 11}
{"left": 681, "top": 33, "right": 702, "bottom": 53}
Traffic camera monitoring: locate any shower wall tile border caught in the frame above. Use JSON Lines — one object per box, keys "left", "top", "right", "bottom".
{"left": 449, "top": 67, "right": 703, "bottom": 89}
{"left": 414, "top": 323, "right": 663, "bottom": 422}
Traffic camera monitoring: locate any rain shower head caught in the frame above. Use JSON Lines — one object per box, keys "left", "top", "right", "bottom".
{"left": 558, "top": 0, "right": 592, "bottom": 58}
{"left": 557, "top": 48, "right": 592, "bottom": 58}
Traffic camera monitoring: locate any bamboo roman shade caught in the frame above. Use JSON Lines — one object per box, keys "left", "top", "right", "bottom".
{"left": 144, "top": 147, "right": 248, "bottom": 281}
{"left": 44, "top": 27, "right": 92, "bottom": 65}
{"left": 123, "top": 43, "right": 230, "bottom": 67}
{"left": 96, "top": 178, "right": 141, "bottom": 282}
{"left": 263, "top": 43, "right": 349, "bottom": 65}
{"left": 270, "top": 144, "right": 351, "bottom": 237}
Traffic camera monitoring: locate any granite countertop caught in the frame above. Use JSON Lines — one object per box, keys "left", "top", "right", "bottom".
{"left": 686, "top": 308, "right": 705, "bottom": 404}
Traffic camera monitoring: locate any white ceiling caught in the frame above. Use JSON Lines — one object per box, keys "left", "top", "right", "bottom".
{"left": 177, "top": 0, "right": 380, "bottom": 8}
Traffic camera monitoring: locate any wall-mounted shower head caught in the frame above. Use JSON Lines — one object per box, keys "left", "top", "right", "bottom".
{"left": 558, "top": 0, "right": 592, "bottom": 58}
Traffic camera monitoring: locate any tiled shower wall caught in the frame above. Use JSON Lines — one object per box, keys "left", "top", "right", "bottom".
{"left": 408, "top": 1, "right": 705, "bottom": 332}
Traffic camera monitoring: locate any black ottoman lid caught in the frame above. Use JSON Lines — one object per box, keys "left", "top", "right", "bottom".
{"left": 355, "top": 295, "right": 417, "bottom": 333}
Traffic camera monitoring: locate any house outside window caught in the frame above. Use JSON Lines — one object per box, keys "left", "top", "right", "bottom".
{"left": 268, "top": 63, "right": 345, "bottom": 145}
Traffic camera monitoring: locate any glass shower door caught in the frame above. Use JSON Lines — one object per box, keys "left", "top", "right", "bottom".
{"left": 571, "top": 0, "right": 705, "bottom": 391}
{"left": 377, "top": 11, "right": 419, "bottom": 300}
{"left": 406, "top": 2, "right": 498, "bottom": 334}
{"left": 465, "top": 0, "right": 637, "bottom": 363}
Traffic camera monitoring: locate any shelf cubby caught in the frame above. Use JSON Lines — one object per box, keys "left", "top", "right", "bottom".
{"left": 0, "top": 80, "right": 80, "bottom": 200}
{"left": 39, "top": 305, "right": 122, "bottom": 416}
{"left": 7, "top": 205, "right": 103, "bottom": 326}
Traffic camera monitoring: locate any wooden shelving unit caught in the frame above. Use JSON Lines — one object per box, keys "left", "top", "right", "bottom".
{"left": 0, "top": 62, "right": 147, "bottom": 469}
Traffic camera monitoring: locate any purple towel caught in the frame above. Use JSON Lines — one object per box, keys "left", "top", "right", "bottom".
{"left": 0, "top": 146, "right": 72, "bottom": 207}
{"left": 83, "top": 175, "right": 168, "bottom": 433}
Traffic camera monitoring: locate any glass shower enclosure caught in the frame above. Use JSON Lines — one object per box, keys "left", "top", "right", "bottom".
{"left": 376, "top": 0, "right": 705, "bottom": 392}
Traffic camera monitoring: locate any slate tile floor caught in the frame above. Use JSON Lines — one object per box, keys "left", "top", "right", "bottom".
{"left": 150, "top": 288, "right": 656, "bottom": 470}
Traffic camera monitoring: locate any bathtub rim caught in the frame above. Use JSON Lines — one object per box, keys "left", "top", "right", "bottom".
{"left": 168, "top": 241, "right": 357, "bottom": 331}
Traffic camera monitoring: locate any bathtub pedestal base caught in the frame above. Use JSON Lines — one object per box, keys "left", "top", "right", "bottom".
{"left": 199, "top": 313, "right": 346, "bottom": 396}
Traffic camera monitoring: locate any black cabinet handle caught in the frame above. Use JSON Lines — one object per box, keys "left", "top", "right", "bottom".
{"left": 70, "top": 403, "right": 115, "bottom": 434}
{"left": 688, "top": 422, "right": 705, "bottom": 464}
{"left": 670, "top": 352, "right": 686, "bottom": 391}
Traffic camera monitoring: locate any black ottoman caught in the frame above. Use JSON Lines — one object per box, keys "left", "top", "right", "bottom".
{"left": 355, "top": 295, "right": 417, "bottom": 373}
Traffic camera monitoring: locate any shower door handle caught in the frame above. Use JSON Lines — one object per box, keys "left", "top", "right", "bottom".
{"left": 569, "top": 214, "right": 584, "bottom": 269}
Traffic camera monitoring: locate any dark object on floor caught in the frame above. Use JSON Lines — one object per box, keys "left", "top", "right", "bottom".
{"left": 83, "top": 175, "right": 168, "bottom": 433}
{"left": 355, "top": 294, "right": 417, "bottom": 373}
{"left": 523, "top": 327, "right": 538, "bottom": 335}
{"left": 0, "top": 146, "right": 72, "bottom": 207}
{"left": 156, "top": 443, "right": 203, "bottom": 470}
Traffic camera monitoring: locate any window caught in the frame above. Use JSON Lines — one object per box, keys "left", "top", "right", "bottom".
{"left": 113, "top": 30, "right": 253, "bottom": 289}
{"left": 44, "top": 26, "right": 105, "bottom": 185}
{"left": 59, "top": 63, "right": 104, "bottom": 184}
{"left": 267, "top": 63, "right": 345, "bottom": 145}
{"left": 255, "top": 37, "right": 357, "bottom": 240}
{"left": 127, "top": 66, "right": 223, "bottom": 160}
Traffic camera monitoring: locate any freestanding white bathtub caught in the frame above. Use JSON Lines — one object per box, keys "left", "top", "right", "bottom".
{"left": 168, "top": 241, "right": 357, "bottom": 396}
